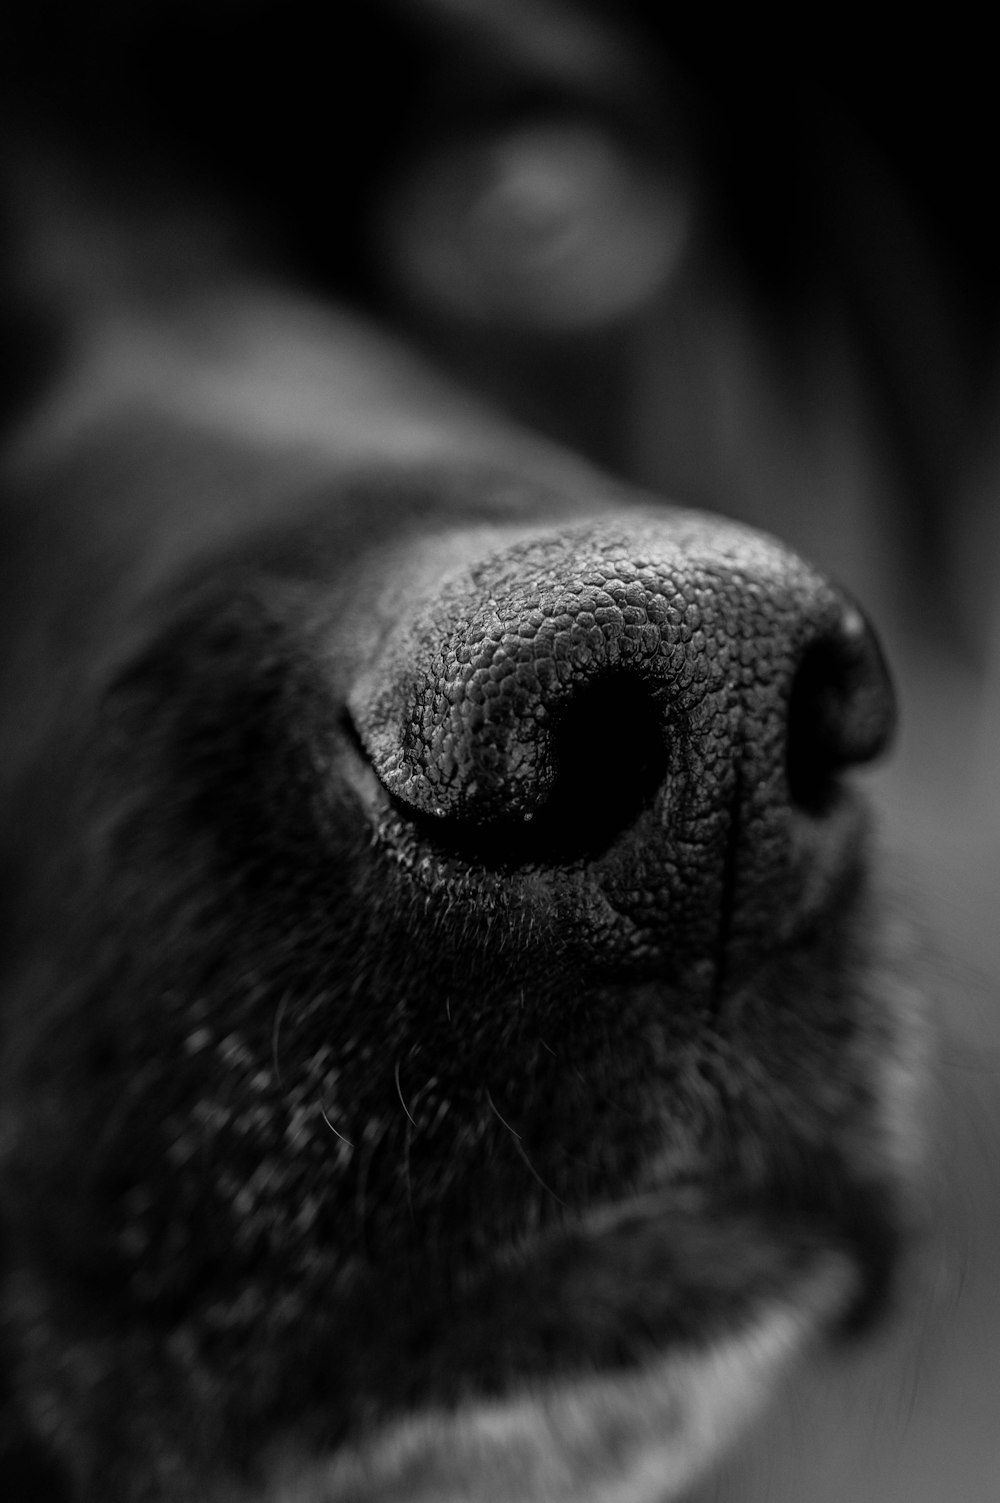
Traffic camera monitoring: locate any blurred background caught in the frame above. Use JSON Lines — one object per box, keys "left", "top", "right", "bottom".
{"left": 3, "top": 2, "right": 999, "bottom": 1497}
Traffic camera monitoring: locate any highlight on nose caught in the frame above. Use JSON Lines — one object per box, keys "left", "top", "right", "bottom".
{"left": 347, "top": 514, "right": 896, "bottom": 861}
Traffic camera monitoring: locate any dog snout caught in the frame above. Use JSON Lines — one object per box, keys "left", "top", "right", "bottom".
{"left": 347, "top": 509, "right": 895, "bottom": 981}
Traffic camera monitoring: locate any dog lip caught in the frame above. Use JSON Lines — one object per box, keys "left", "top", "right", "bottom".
{"left": 421, "top": 1185, "right": 869, "bottom": 1388}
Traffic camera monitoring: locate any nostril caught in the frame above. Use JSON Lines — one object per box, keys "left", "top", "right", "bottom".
{"left": 786, "top": 606, "right": 896, "bottom": 815}
{"left": 386, "top": 677, "right": 671, "bottom": 869}
{"left": 511, "top": 676, "right": 670, "bottom": 862}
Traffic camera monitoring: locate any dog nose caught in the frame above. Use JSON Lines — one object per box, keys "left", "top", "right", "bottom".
{"left": 349, "top": 512, "right": 895, "bottom": 871}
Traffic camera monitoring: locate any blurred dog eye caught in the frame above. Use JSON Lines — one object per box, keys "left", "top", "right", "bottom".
{"left": 378, "top": 114, "right": 692, "bottom": 332}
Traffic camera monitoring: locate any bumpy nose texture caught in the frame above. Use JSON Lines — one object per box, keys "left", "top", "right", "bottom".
{"left": 349, "top": 513, "right": 894, "bottom": 859}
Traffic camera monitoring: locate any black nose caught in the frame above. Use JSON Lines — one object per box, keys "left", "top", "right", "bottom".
{"left": 351, "top": 512, "right": 893, "bottom": 828}
{"left": 348, "top": 510, "right": 894, "bottom": 964}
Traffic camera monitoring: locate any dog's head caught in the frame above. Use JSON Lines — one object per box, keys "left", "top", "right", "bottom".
{"left": 0, "top": 6, "right": 929, "bottom": 1501}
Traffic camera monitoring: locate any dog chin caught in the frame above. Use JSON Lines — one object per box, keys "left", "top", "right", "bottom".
{"left": 262, "top": 1250, "right": 854, "bottom": 1503}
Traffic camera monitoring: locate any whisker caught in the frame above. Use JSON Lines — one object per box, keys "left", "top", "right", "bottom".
{"left": 319, "top": 1104, "right": 354, "bottom": 1148}
{"left": 486, "top": 1088, "right": 567, "bottom": 1207}
{"left": 395, "top": 1059, "right": 418, "bottom": 1127}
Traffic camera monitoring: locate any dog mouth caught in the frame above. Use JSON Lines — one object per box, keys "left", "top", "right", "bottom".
{"left": 317, "top": 842, "right": 909, "bottom": 1421}
{"left": 422, "top": 1190, "right": 870, "bottom": 1366}
{"left": 293, "top": 1160, "right": 899, "bottom": 1448}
